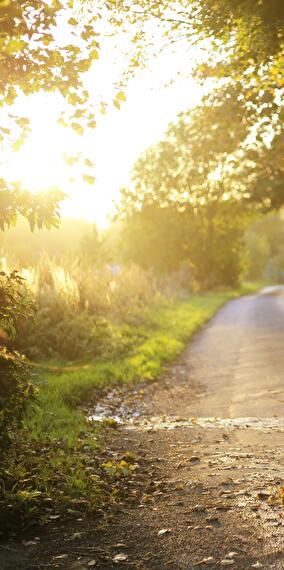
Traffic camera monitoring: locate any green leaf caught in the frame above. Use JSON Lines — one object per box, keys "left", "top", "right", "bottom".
{"left": 5, "top": 39, "right": 27, "bottom": 54}
{"left": 15, "top": 117, "right": 30, "bottom": 127}
{"left": 71, "top": 122, "right": 84, "bottom": 135}
{"left": 77, "top": 59, "right": 92, "bottom": 73}
{"left": 87, "top": 120, "right": 97, "bottom": 129}
{"left": 90, "top": 48, "right": 99, "bottom": 60}
{"left": 12, "top": 138, "right": 25, "bottom": 152}
{"left": 64, "top": 154, "right": 79, "bottom": 165}
{"left": 84, "top": 158, "right": 95, "bottom": 168}
{"left": 83, "top": 174, "right": 96, "bottom": 184}
{"left": 116, "top": 91, "right": 126, "bottom": 102}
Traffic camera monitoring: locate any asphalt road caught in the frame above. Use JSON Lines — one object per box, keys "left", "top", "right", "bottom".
{"left": 104, "top": 289, "right": 284, "bottom": 569}
{"left": 145, "top": 288, "right": 284, "bottom": 419}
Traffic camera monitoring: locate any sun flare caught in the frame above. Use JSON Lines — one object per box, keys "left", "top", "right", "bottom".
{"left": 4, "top": 45, "right": 204, "bottom": 228}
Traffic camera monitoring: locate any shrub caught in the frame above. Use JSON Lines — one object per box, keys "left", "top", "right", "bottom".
{"left": 0, "top": 349, "right": 35, "bottom": 457}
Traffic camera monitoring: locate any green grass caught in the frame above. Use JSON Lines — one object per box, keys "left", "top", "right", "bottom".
{"left": 27, "top": 285, "right": 258, "bottom": 444}
{"left": 2, "top": 285, "right": 261, "bottom": 528}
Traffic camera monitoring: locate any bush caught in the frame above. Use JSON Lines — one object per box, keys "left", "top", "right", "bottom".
{"left": 0, "top": 349, "right": 35, "bottom": 457}
{"left": 0, "top": 266, "right": 35, "bottom": 459}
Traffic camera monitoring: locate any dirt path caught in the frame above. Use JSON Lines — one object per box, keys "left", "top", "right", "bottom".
{"left": 1, "top": 290, "right": 284, "bottom": 569}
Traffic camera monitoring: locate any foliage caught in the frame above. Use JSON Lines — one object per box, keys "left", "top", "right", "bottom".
{"left": 0, "top": 182, "right": 64, "bottom": 232}
{"left": 0, "top": 349, "right": 34, "bottom": 458}
{"left": 0, "top": 265, "right": 35, "bottom": 465}
{"left": 118, "top": 102, "right": 249, "bottom": 288}
{"left": 0, "top": 0, "right": 100, "bottom": 141}
{"left": 0, "top": 0, "right": 130, "bottom": 238}
{"left": 80, "top": 225, "right": 107, "bottom": 266}
{"left": 0, "top": 267, "right": 31, "bottom": 336}
{"left": 111, "top": 1, "right": 284, "bottom": 210}
{"left": 120, "top": 205, "right": 187, "bottom": 273}
{"left": 245, "top": 213, "right": 284, "bottom": 281}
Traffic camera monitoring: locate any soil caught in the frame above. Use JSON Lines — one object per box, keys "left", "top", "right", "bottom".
{"left": 1, "top": 290, "right": 284, "bottom": 569}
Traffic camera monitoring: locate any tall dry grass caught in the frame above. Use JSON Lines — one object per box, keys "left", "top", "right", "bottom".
{"left": 10, "top": 256, "right": 172, "bottom": 360}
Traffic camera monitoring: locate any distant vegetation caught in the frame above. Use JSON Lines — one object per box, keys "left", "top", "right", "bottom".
{"left": 245, "top": 213, "right": 284, "bottom": 283}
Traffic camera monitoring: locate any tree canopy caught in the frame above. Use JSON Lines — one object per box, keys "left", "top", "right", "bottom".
{"left": 117, "top": 99, "right": 250, "bottom": 287}
{"left": 113, "top": 0, "right": 284, "bottom": 210}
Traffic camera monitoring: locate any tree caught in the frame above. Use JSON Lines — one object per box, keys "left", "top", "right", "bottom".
{"left": 119, "top": 203, "right": 187, "bottom": 272}
{"left": 118, "top": 0, "right": 284, "bottom": 110}
{"left": 245, "top": 212, "right": 284, "bottom": 280}
{"left": 112, "top": 1, "right": 284, "bottom": 209}
{"left": 118, "top": 99, "right": 249, "bottom": 288}
{"left": 80, "top": 224, "right": 106, "bottom": 265}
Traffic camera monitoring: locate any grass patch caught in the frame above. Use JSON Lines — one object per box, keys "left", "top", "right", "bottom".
{"left": 1, "top": 285, "right": 260, "bottom": 530}
{"left": 27, "top": 290, "right": 242, "bottom": 442}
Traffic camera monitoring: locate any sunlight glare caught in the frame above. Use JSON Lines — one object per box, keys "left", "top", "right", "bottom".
{"left": 3, "top": 38, "right": 207, "bottom": 228}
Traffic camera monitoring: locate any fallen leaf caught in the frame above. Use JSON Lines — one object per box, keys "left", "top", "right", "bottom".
{"left": 70, "top": 532, "right": 83, "bottom": 541}
{"left": 192, "top": 505, "right": 206, "bottom": 512}
{"left": 206, "top": 516, "right": 219, "bottom": 524}
{"left": 194, "top": 557, "right": 214, "bottom": 566}
{"left": 113, "top": 553, "right": 129, "bottom": 562}
{"left": 157, "top": 528, "right": 172, "bottom": 537}
{"left": 256, "top": 491, "right": 270, "bottom": 501}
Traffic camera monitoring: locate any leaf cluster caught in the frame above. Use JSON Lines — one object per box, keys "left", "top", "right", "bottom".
{"left": 0, "top": 348, "right": 35, "bottom": 458}
{"left": 0, "top": 268, "right": 32, "bottom": 337}
{"left": 0, "top": 182, "right": 65, "bottom": 231}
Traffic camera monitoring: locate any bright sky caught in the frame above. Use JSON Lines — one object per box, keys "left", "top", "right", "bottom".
{"left": 2, "top": 33, "right": 208, "bottom": 228}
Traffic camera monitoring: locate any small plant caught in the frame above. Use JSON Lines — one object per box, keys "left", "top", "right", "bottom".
{"left": 100, "top": 459, "right": 137, "bottom": 478}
